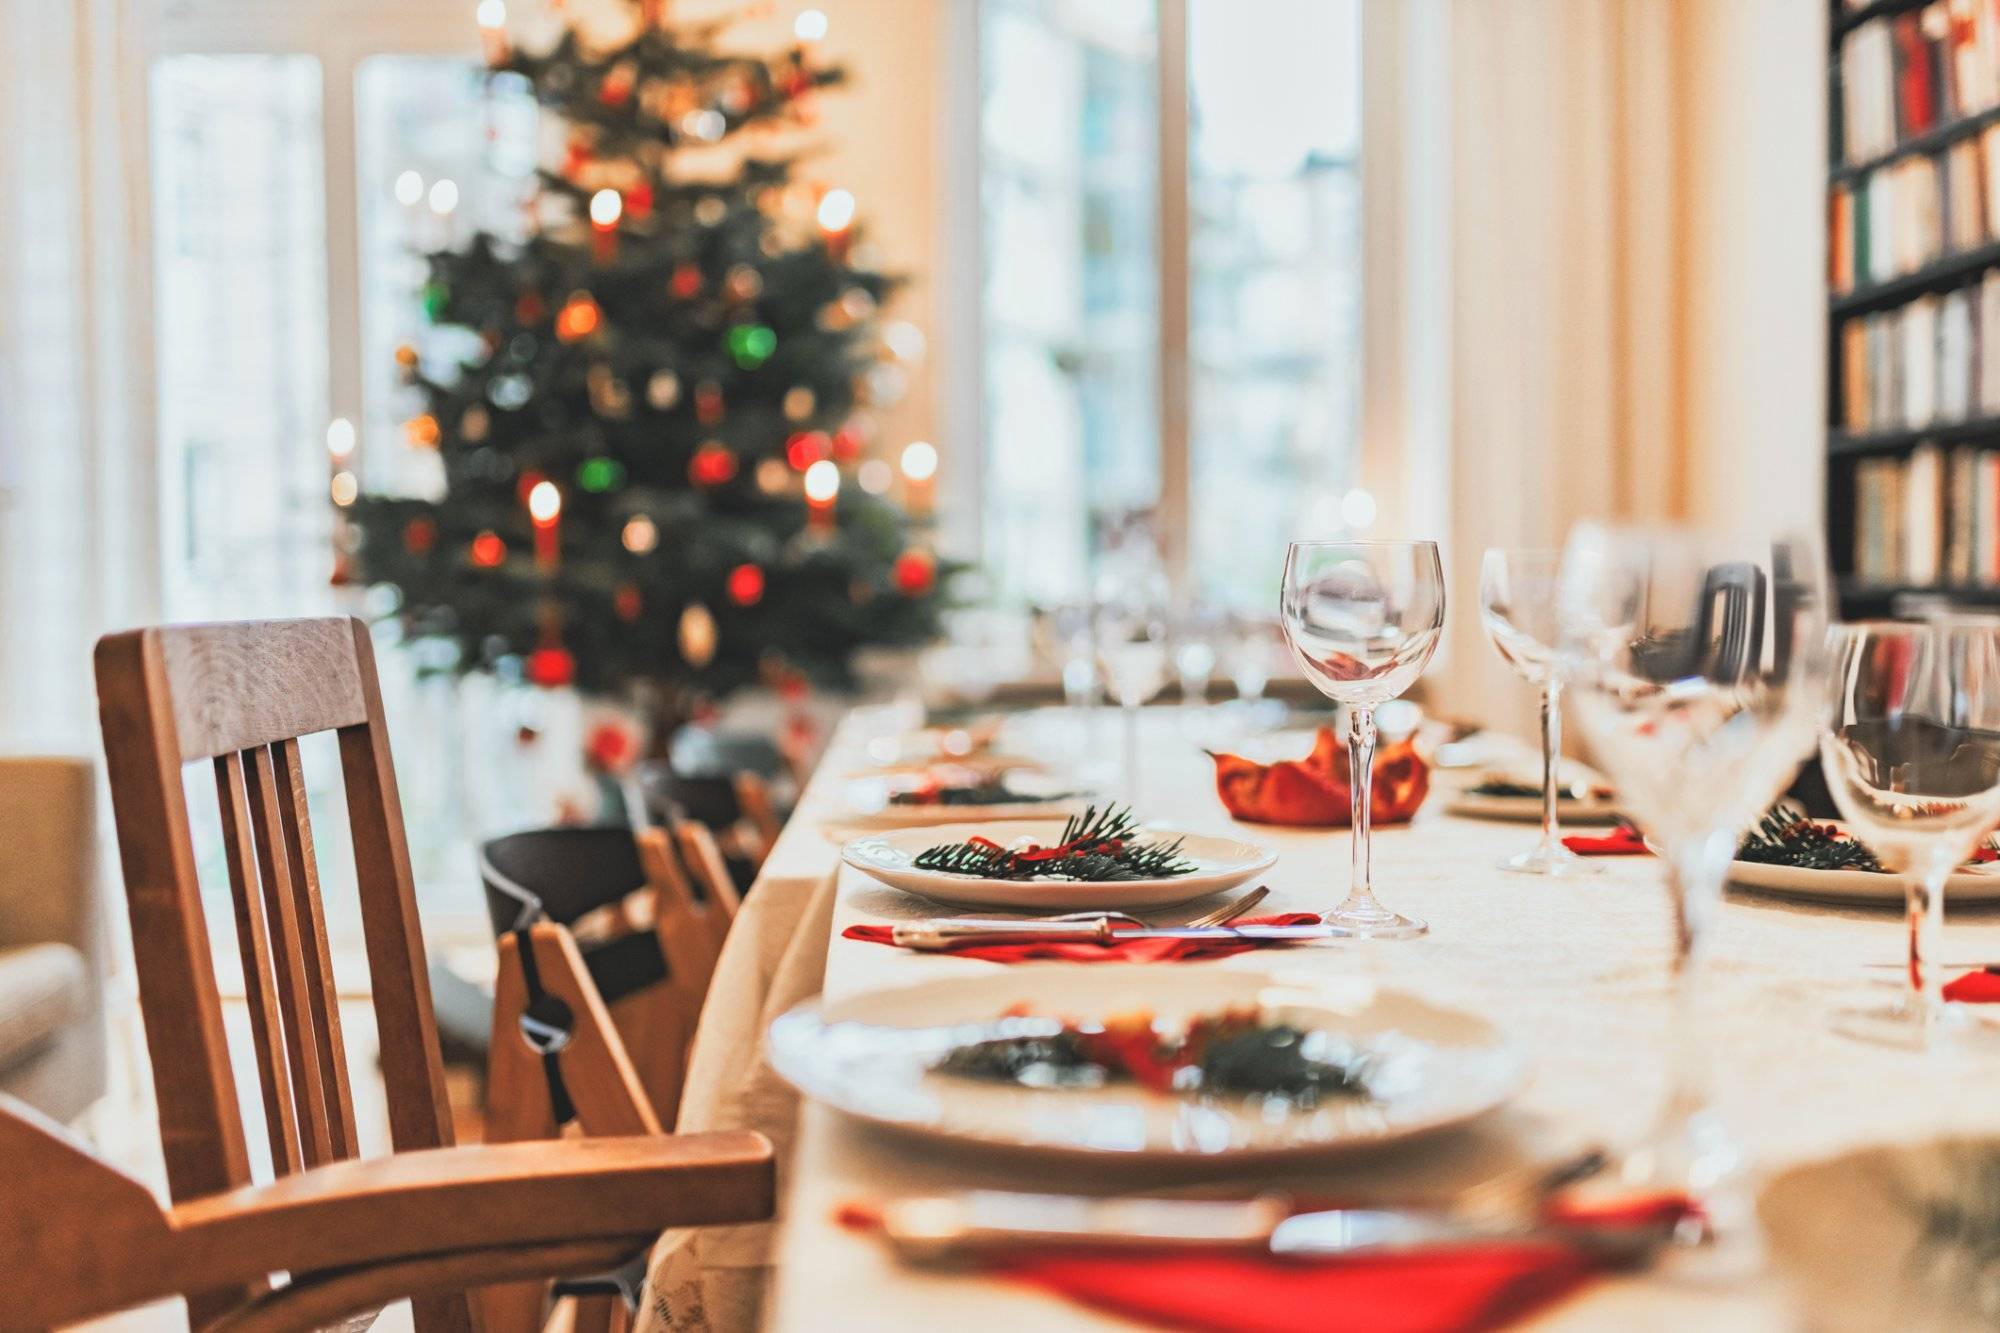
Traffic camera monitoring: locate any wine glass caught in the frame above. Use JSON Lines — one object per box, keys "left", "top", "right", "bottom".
{"left": 1095, "top": 603, "right": 1168, "bottom": 804}
{"left": 1479, "top": 548, "right": 1600, "bottom": 877}
{"left": 1820, "top": 621, "right": 2000, "bottom": 1049}
{"left": 1280, "top": 540, "right": 1445, "bottom": 939}
{"left": 1558, "top": 524, "right": 1830, "bottom": 1211}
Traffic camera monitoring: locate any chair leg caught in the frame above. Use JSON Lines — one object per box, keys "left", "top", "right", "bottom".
{"left": 570, "top": 1292, "right": 623, "bottom": 1333}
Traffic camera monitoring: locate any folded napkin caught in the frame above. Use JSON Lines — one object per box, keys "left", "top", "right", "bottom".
{"left": 1562, "top": 827, "right": 1649, "bottom": 856}
{"left": 1210, "top": 726, "right": 1429, "bottom": 827}
{"left": 1945, "top": 968, "right": 2000, "bottom": 1002}
{"left": 842, "top": 912, "right": 1323, "bottom": 963}
{"left": 841, "top": 1195, "right": 1689, "bottom": 1333}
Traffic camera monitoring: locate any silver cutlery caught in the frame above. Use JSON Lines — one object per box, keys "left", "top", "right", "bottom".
{"left": 1861, "top": 962, "right": 1992, "bottom": 971}
{"left": 888, "top": 920, "right": 1336, "bottom": 950}
{"left": 870, "top": 1166, "right": 1663, "bottom": 1268}
{"left": 923, "top": 885, "right": 1273, "bottom": 936}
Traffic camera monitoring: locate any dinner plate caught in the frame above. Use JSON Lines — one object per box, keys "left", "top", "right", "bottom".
{"left": 840, "top": 820, "right": 1277, "bottom": 911}
{"left": 767, "top": 965, "right": 1529, "bottom": 1164}
{"left": 1726, "top": 858, "right": 2000, "bottom": 906}
{"left": 1440, "top": 791, "right": 1622, "bottom": 825}
{"left": 1759, "top": 1137, "right": 2000, "bottom": 1330}
{"left": 829, "top": 771, "right": 1093, "bottom": 832}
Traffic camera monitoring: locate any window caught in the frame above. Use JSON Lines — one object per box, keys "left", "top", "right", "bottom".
{"left": 975, "top": 0, "right": 1364, "bottom": 610}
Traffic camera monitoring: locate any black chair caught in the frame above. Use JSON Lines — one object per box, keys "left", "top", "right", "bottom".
{"left": 480, "top": 827, "right": 671, "bottom": 1011}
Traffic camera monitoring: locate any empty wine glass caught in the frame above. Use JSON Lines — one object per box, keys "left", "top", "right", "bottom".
{"left": 1479, "top": 548, "right": 1599, "bottom": 877}
{"left": 1096, "top": 604, "right": 1168, "bottom": 804}
{"left": 1280, "top": 540, "right": 1445, "bottom": 939}
{"left": 1821, "top": 621, "right": 2000, "bottom": 1050}
{"left": 1558, "top": 523, "right": 1830, "bottom": 1213}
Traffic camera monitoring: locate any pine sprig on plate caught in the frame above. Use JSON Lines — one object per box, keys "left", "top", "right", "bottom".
{"left": 1736, "top": 802, "right": 1885, "bottom": 873}
{"left": 912, "top": 804, "right": 1198, "bottom": 881}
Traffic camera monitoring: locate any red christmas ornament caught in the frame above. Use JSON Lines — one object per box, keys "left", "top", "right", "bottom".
{"left": 515, "top": 289, "right": 547, "bottom": 325}
{"left": 613, "top": 583, "right": 644, "bottom": 621}
{"left": 892, "top": 549, "right": 936, "bottom": 596}
{"left": 555, "top": 293, "right": 602, "bottom": 342}
{"left": 688, "top": 444, "right": 738, "bottom": 488}
{"left": 694, "top": 381, "right": 725, "bottom": 424}
{"left": 470, "top": 531, "right": 507, "bottom": 567}
{"left": 831, "top": 426, "right": 863, "bottom": 461}
{"left": 624, "top": 181, "right": 655, "bottom": 218}
{"left": 562, "top": 138, "right": 593, "bottom": 178}
{"left": 584, "top": 719, "right": 640, "bottom": 774}
{"left": 402, "top": 517, "right": 438, "bottom": 555}
{"left": 670, "top": 263, "right": 703, "bottom": 299}
{"left": 599, "top": 70, "right": 634, "bottom": 107}
{"left": 785, "top": 430, "right": 830, "bottom": 471}
{"left": 526, "top": 646, "right": 576, "bottom": 687}
{"left": 726, "top": 563, "right": 765, "bottom": 606}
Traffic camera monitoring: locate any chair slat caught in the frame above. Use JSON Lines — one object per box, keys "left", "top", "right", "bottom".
{"left": 271, "top": 736, "right": 358, "bottom": 1160}
{"left": 243, "top": 745, "right": 336, "bottom": 1168}
{"left": 214, "top": 752, "right": 302, "bottom": 1177}
{"left": 336, "top": 624, "right": 454, "bottom": 1158}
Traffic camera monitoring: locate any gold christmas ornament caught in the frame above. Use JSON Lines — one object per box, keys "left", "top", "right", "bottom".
{"left": 755, "top": 458, "right": 791, "bottom": 494}
{"left": 782, "top": 385, "right": 816, "bottom": 421}
{"left": 646, "top": 369, "right": 682, "bottom": 410}
{"left": 679, "top": 602, "right": 718, "bottom": 667}
{"left": 694, "top": 196, "right": 728, "bottom": 226}
{"left": 461, "top": 404, "right": 491, "bottom": 442}
{"left": 724, "top": 264, "right": 764, "bottom": 302}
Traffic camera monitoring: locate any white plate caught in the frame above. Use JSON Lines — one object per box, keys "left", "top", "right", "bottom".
{"left": 840, "top": 820, "right": 1277, "bottom": 911}
{"left": 1442, "top": 792, "right": 1623, "bottom": 825}
{"left": 1760, "top": 1137, "right": 2000, "bottom": 1331}
{"left": 767, "top": 966, "right": 1529, "bottom": 1164}
{"left": 1727, "top": 858, "right": 2000, "bottom": 905}
{"left": 830, "top": 771, "right": 1093, "bottom": 832}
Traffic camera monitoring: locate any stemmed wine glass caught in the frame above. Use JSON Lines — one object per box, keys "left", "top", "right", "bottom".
{"left": 1280, "top": 540, "right": 1445, "bottom": 939}
{"left": 1820, "top": 621, "right": 2000, "bottom": 1050}
{"left": 1479, "top": 548, "right": 1600, "bottom": 876}
{"left": 1557, "top": 524, "right": 1830, "bottom": 1213}
{"left": 1095, "top": 603, "right": 1168, "bottom": 805}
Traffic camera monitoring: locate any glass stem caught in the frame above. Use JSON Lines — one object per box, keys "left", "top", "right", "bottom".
{"left": 1538, "top": 682, "right": 1563, "bottom": 852}
{"left": 1346, "top": 705, "right": 1377, "bottom": 908}
{"left": 1122, "top": 702, "right": 1140, "bottom": 807}
{"left": 1651, "top": 835, "right": 1734, "bottom": 1191}
{"left": 1906, "top": 859, "right": 1949, "bottom": 1038}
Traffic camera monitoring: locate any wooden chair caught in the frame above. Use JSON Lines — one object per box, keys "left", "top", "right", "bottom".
{"left": 0, "top": 617, "right": 773, "bottom": 1332}
{"left": 480, "top": 826, "right": 731, "bottom": 1128}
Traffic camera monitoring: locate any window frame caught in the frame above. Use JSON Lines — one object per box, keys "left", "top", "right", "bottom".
{"left": 942, "top": 0, "right": 1444, "bottom": 601}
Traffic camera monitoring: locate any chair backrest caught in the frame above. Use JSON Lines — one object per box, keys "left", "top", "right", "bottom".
{"left": 480, "top": 826, "right": 649, "bottom": 936}
{"left": 93, "top": 618, "right": 454, "bottom": 1201}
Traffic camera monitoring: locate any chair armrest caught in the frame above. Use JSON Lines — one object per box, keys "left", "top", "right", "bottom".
{"left": 167, "top": 1131, "right": 774, "bottom": 1293}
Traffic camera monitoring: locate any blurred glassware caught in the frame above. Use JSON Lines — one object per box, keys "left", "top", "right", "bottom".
{"left": 1820, "top": 620, "right": 2000, "bottom": 1050}
{"left": 1479, "top": 548, "right": 1599, "bottom": 878}
{"left": 1280, "top": 539, "right": 1445, "bottom": 939}
{"left": 1558, "top": 523, "right": 1830, "bottom": 1222}
{"left": 1096, "top": 601, "right": 1170, "bottom": 804}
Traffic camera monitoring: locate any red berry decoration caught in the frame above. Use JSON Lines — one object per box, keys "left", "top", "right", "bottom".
{"left": 402, "top": 517, "right": 438, "bottom": 555}
{"left": 688, "top": 444, "right": 738, "bottom": 488}
{"left": 785, "top": 431, "right": 830, "bottom": 471}
{"left": 613, "top": 584, "right": 643, "bottom": 621}
{"left": 526, "top": 646, "right": 576, "bottom": 687}
{"left": 892, "top": 549, "right": 935, "bottom": 596}
{"left": 670, "top": 263, "right": 703, "bottom": 299}
{"left": 831, "top": 426, "right": 863, "bottom": 461}
{"left": 470, "top": 531, "right": 507, "bottom": 567}
{"left": 726, "top": 563, "right": 765, "bottom": 606}
{"left": 624, "top": 182, "right": 655, "bottom": 218}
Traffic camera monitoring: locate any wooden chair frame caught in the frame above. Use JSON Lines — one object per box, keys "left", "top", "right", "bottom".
{"left": 0, "top": 617, "right": 774, "bottom": 1332}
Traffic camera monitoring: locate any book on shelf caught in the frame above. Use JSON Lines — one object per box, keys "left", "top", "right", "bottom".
{"left": 1835, "top": 269, "right": 2000, "bottom": 430}
{"left": 1839, "top": 2, "right": 2000, "bottom": 167}
{"left": 1851, "top": 440, "right": 2000, "bottom": 587}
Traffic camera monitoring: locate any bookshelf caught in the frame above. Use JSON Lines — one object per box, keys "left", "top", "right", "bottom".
{"left": 1828, "top": 0, "right": 2000, "bottom": 612}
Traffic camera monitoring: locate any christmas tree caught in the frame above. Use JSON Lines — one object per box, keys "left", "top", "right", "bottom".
{"left": 346, "top": 0, "right": 949, "bottom": 737}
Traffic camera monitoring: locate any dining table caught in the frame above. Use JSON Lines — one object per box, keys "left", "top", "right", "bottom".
{"left": 638, "top": 704, "right": 2000, "bottom": 1332}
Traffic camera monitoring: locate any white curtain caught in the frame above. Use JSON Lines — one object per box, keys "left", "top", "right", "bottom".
{"left": 0, "top": 0, "right": 156, "bottom": 751}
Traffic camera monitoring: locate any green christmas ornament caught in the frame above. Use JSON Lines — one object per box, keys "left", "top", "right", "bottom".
{"left": 726, "top": 324, "right": 777, "bottom": 370}
{"left": 421, "top": 281, "right": 449, "bottom": 322}
{"left": 577, "top": 456, "right": 627, "bottom": 492}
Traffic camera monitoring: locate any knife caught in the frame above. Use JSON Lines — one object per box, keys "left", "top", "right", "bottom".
{"left": 870, "top": 1190, "right": 1666, "bottom": 1267}
{"left": 888, "top": 920, "right": 1339, "bottom": 950}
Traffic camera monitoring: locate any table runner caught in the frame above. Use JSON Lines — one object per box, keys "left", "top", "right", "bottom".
{"left": 644, "top": 707, "right": 2000, "bottom": 1332}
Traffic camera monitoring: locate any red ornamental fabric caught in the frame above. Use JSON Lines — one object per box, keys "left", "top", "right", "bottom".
{"left": 842, "top": 913, "right": 1324, "bottom": 965}
{"left": 1210, "top": 727, "right": 1428, "bottom": 827}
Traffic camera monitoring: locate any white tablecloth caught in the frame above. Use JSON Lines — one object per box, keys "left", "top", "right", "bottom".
{"left": 646, "top": 708, "right": 2000, "bottom": 1332}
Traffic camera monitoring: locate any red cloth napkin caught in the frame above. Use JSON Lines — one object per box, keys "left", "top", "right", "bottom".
{"left": 1945, "top": 968, "right": 2000, "bottom": 1002}
{"left": 842, "top": 1196, "right": 1689, "bottom": 1333}
{"left": 842, "top": 913, "right": 1324, "bottom": 963}
{"left": 1562, "top": 826, "right": 1650, "bottom": 856}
